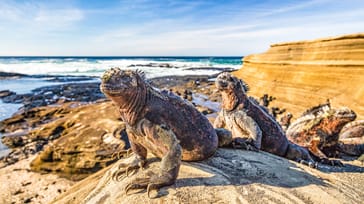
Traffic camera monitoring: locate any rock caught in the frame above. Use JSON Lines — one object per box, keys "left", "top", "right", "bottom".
{"left": 1, "top": 102, "right": 129, "bottom": 180}
{"left": 234, "top": 33, "right": 364, "bottom": 120}
{"left": 23, "top": 197, "right": 32, "bottom": 203}
{"left": 28, "top": 102, "right": 128, "bottom": 180}
{"left": 0, "top": 155, "right": 75, "bottom": 204}
{"left": 0, "top": 82, "right": 105, "bottom": 111}
{"left": 0, "top": 90, "right": 15, "bottom": 98}
{"left": 0, "top": 71, "right": 27, "bottom": 79}
{"left": 52, "top": 149, "right": 364, "bottom": 204}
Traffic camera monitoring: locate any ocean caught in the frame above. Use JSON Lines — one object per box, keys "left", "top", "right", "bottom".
{"left": 0, "top": 56, "right": 242, "bottom": 156}
{"left": 0, "top": 56, "right": 242, "bottom": 119}
{"left": 0, "top": 56, "right": 242, "bottom": 78}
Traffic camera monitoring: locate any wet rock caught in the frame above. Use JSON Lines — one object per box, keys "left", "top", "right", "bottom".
{"left": 0, "top": 71, "right": 27, "bottom": 79}
{"left": 0, "top": 90, "right": 16, "bottom": 98}
{"left": 1, "top": 82, "right": 105, "bottom": 111}
{"left": 127, "top": 63, "right": 176, "bottom": 68}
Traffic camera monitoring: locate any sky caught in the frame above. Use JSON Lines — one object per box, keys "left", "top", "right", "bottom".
{"left": 0, "top": 0, "right": 363, "bottom": 56}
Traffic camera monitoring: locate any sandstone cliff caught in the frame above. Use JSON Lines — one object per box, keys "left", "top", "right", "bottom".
{"left": 234, "top": 33, "right": 364, "bottom": 119}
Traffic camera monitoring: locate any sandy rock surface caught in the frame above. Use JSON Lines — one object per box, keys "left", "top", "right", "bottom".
{"left": 53, "top": 149, "right": 364, "bottom": 204}
{"left": 0, "top": 155, "right": 75, "bottom": 204}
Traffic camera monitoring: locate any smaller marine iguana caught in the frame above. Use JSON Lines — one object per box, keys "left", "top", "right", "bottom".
{"left": 286, "top": 103, "right": 356, "bottom": 165}
{"left": 214, "top": 72, "right": 315, "bottom": 167}
{"left": 338, "top": 120, "right": 364, "bottom": 156}
{"left": 214, "top": 77, "right": 262, "bottom": 151}
{"left": 100, "top": 68, "right": 233, "bottom": 198}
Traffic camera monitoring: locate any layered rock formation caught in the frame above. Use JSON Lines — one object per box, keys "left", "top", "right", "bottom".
{"left": 234, "top": 33, "right": 364, "bottom": 119}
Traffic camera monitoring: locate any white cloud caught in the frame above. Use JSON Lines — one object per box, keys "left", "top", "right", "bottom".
{"left": 0, "top": 1, "right": 84, "bottom": 31}
{"left": 1, "top": 0, "right": 364, "bottom": 56}
{"left": 34, "top": 9, "right": 84, "bottom": 25}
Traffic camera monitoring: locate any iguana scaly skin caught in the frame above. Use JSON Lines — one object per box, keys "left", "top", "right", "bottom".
{"left": 286, "top": 103, "right": 356, "bottom": 164}
{"left": 338, "top": 120, "right": 364, "bottom": 156}
{"left": 279, "top": 112, "right": 293, "bottom": 132}
{"left": 214, "top": 72, "right": 315, "bottom": 166}
{"left": 100, "top": 68, "right": 219, "bottom": 197}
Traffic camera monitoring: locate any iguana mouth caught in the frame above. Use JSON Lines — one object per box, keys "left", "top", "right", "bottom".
{"left": 216, "top": 80, "right": 228, "bottom": 90}
{"left": 336, "top": 108, "right": 356, "bottom": 120}
{"left": 216, "top": 72, "right": 236, "bottom": 91}
{"left": 216, "top": 75, "right": 231, "bottom": 90}
{"left": 100, "top": 84, "right": 127, "bottom": 95}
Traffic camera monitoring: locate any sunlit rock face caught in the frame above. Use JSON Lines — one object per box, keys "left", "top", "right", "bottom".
{"left": 234, "top": 33, "right": 364, "bottom": 120}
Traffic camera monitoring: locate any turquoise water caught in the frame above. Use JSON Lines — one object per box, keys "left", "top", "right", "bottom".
{"left": 0, "top": 56, "right": 242, "bottom": 78}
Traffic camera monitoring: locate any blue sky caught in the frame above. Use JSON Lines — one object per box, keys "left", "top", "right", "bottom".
{"left": 0, "top": 0, "right": 363, "bottom": 56}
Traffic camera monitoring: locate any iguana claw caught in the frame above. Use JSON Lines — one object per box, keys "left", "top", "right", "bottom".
{"left": 112, "top": 148, "right": 133, "bottom": 160}
{"left": 124, "top": 170, "right": 175, "bottom": 199}
{"left": 112, "top": 156, "right": 145, "bottom": 181}
{"left": 232, "top": 138, "right": 259, "bottom": 152}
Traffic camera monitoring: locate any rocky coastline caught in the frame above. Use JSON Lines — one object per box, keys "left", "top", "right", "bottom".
{"left": 0, "top": 69, "right": 363, "bottom": 203}
{"left": 1, "top": 33, "right": 364, "bottom": 203}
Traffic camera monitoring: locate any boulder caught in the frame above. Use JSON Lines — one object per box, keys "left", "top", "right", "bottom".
{"left": 52, "top": 149, "right": 364, "bottom": 203}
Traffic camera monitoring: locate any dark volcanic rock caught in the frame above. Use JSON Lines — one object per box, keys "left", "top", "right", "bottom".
{"left": 127, "top": 63, "right": 176, "bottom": 68}
{"left": 0, "top": 90, "right": 16, "bottom": 98}
{"left": 0, "top": 71, "right": 27, "bottom": 79}
{"left": 1, "top": 82, "right": 105, "bottom": 111}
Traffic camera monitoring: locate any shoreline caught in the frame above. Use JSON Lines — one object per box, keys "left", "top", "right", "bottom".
{"left": 0, "top": 70, "right": 363, "bottom": 203}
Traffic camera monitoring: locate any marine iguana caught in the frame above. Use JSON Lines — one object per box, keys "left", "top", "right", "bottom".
{"left": 214, "top": 78, "right": 262, "bottom": 151}
{"left": 338, "top": 120, "right": 364, "bottom": 156}
{"left": 286, "top": 103, "right": 356, "bottom": 165}
{"left": 100, "top": 68, "right": 232, "bottom": 198}
{"left": 214, "top": 72, "right": 315, "bottom": 166}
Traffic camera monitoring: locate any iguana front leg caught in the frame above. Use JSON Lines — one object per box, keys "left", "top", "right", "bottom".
{"left": 310, "top": 131, "right": 344, "bottom": 166}
{"left": 125, "top": 123, "right": 182, "bottom": 198}
{"left": 231, "top": 110, "right": 262, "bottom": 151}
{"left": 214, "top": 110, "right": 262, "bottom": 151}
{"left": 112, "top": 127, "right": 147, "bottom": 181}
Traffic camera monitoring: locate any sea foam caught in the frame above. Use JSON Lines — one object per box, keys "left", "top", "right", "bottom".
{"left": 0, "top": 57, "right": 242, "bottom": 78}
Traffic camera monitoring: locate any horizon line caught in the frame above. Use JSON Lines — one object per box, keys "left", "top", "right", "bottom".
{"left": 0, "top": 55, "right": 244, "bottom": 58}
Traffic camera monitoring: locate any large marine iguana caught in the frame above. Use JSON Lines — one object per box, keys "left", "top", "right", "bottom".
{"left": 214, "top": 72, "right": 316, "bottom": 166}
{"left": 100, "top": 68, "right": 233, "bottom": 198}
{"left": 286, "top": 102, "right": 356, "bottom": 165}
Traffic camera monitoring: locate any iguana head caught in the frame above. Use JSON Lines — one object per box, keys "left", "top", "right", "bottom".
{"left": 215, "top": 72, "right": 248, "bottom": 93}
{"left": 100, "top": 68, "right": 146, "bottom": 104}
{"left": 215, "top": 72, "right": 249, "bottom": 111}
{"left": 323, "top": 107, "right": 357, "bottom": 131}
